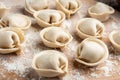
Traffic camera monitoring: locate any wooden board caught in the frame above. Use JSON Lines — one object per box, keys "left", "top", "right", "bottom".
{"left": 0, "top": 0, "right": 120, "bottom": 80}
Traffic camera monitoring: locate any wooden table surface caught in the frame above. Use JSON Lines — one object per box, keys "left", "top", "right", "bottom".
{"left": 0, "top": 0, "right": 120, "bottom": 80}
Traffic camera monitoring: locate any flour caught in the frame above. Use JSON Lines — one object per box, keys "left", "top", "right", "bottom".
{"left": 0, "top": 55, "right": 31, "bottom": 77}
{"left": 90, "top": 57, "right": 118, "bottom": 78}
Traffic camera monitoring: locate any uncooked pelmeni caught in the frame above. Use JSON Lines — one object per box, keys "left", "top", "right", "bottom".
{"left": 24, "top": 0, "right": 48, "bottom": 14}
{"left": 32, "top": 50, "right": 68, "bottom": 77}
{"left": 55, "top": 0, "right": 82, "bottom": 18}
{"left": 40, "top": 27, "right": 72, "bottom": 48}
{"left": 34, "top": 9, "right": 65, "bottom": 27}
{"left": 109, "top": 30, "right": 120, "bottom": 52}
{"left": 0, "top": 27, "right": 24, "bottom": 54}
{"left": 76, "top": 18, "right": 104, "bottom": 39}
{"left": 1, "top": 14, "right": 31, "bottom": 30}
{"left": 88, "top": 2, "right": 115, "bottom": 21}
{"left": 75, "top": 37, "right": 109, "bottom": 66}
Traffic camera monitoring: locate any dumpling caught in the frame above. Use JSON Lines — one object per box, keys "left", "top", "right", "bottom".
{"left": 0, "top": 2, "right": 10, "bottom": 18}
{"left": 40, "top": 27, "right": 72, "bottom": 48}
{"left": 88, "top": 2, "right": 115, "bottom": 21}
{"left": 76, "top": 18, "right": 104, "bottom": 39}
{"left": 109, "top": 30, "right": 120, "bottom": 52}
{"left": 24, "top": 0, "right": 48, "bottom": 14}
{"left": 55, "top": 0, "right": 82, "bottom": 18}
{"left": 32, "top": 50, "right": 68, "bottom": 77}
{"left": 1, "top": 14, "right": 31, "bottom": 30}
{"left": 34, "top": 10, "right": 65, "bottom": 27}
{"left": 0, "top": 27, "right": 24, "bottom": 54}
{"left": 75, "top": 37, "right": 109, "bottom": 66}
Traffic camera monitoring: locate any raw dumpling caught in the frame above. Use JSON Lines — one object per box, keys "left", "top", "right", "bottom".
{"left": 32, "top": 50, "right": 68, "bottom": 77}
{"left": 0, "top": 14, "right": 31, "bottom": 30}
{"left": 76, "top": 18, "right": 104, "bottom": 39}
{"left": 88, "top": 2, "right": 115, "bottom": 21}
{"left": 0, "top": 27, "right": 24, "bottom": 54}
{"left": 34, "top": 10, "right": 65, "bottom": 27}
{"left": 75, "top": 37, "right": 109, "bottom": 66}
{"left": 0, "top": 2, "right": 10, "bottom": 18}
{"left": 24, "top": 0, "right": 48, "bottom": 14}
{"left": 109, "top": 30, "right": 120, "bottom": 52}
{"left": 40, "top": 27, "right": 72, "bottom": 48}
{"left": 55, "top": 0, "right": 82, "bottom": 18}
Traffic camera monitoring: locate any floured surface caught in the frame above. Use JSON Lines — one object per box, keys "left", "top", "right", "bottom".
{"left": 0, "top": 0, "right": 120, "bottom": 80}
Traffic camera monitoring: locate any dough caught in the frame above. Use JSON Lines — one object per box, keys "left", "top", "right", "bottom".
{"left": 33, "top": 10, "right": 65, "bottom": 27}
{"left": 88, "top": 2, "right": 115, "bottom": 21}
{"left": 76, "top": 18, "right": 104, "bottom": 39}
{"left": 0, "top": 27, "right": 24, "bottom": 54}
{"left": 40, "top": 27, "right": 72, "bottom": 48}
{"left": 56, "top": 0, "right": 82, "bottom": 18}
{"left": 75, "top": 37, "right": 109, "bottom": 66}
{"left": 32, "top": 50, "right": 68, "bottom": 77}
